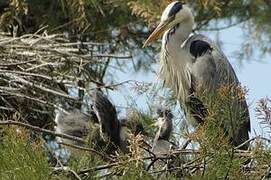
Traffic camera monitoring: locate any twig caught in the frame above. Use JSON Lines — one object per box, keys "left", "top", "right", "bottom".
{"left": 59, "top": 142, "right": 113, "bottom": 161}
{"left": 261, "top": 165, "right": 271, "bottom": 180}
{"left": 0, "top": 89, "right": 65, "bottom": 109}
{"left": 90, "top": 53, "right": 132, "bottom": 59}
{"left": 9, "top": 74, "right": 78, "bottom": 100}
{"left": 89, "top": 80, "right": 149, "bottom": 91}
{"left": 0, "top": 120, "right": 85, "bottom": 144}
{"left": 95, "top": 172, "right": 115, "bottom": 179}
{"left": 0, "top": 60, "right": 37, "bottom": 66}
{"left": 181, "top": 139, "right": 192, "bottom": 150}
{"left": 147, "top": 158, "right": 160, "bottom": 171}
{"left": 149, "top": 158, "right": 202, "bottom": 175}
{"left": 78, "top": 163, "right": 118, "bottom": 174}
{"left": 235, "top": 136, "right": 271, "bottom": 150}
{"left": 0, "top": 70, "right": 56, "bottom": 81}
{"left": 52, "top": 167, "right": 82, "bottom": 180}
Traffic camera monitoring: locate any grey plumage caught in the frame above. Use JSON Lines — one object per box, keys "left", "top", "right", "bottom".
{"left": 150, "top": 108, "right": 183, "bottom": 177}
{"left": 54, "top": 109, "right": 93, "bottom": 146}
{"left": 54, "top": 90, "right": 145, "bottom": 154}
{"left": 184, "top": 35, "right": 250, "bottom": 148}
{"left": 152, "top": 108, "right": 174, "bottom": 155}
{"left": 156, "top": 108, "right": 173, "bottom": 141}
{"left": 92, "top": 91, "right": 121, "bottom": 147}
{"left": 143, "top": 1, "right": 250, "bottom": 149}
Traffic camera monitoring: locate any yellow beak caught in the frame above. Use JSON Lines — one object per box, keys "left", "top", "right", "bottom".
{"left": 142, "top": 17, "right": 173, "bottom": 48}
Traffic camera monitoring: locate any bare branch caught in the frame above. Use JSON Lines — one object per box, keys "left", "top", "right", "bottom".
{"left": 59, "top": 142, "right": 113, "bottom": 161}
{"left": 0, "top": 120, "right": 85, "bottom": 144}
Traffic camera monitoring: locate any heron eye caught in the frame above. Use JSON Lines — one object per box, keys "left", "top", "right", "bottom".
{"left": 168, "top": 2, "right": 183, "bottom": 17}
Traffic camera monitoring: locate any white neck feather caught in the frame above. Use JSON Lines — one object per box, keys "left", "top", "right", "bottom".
{"left": 163, "top": 15, "right": 193, "bottom": 48}
{"left": 160, "top": 18, "right": 194, "bottom": 104}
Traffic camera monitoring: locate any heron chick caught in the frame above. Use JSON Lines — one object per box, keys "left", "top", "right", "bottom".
{"left": 55, "top": 91, "right": 145, "bottom": 154}
{"left": 152, "top": 108, "right": 174, "bottom": 155}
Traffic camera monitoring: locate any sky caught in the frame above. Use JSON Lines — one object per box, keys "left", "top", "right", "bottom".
{"left": 109, "top": 23, "right": 271, "bottom": 139}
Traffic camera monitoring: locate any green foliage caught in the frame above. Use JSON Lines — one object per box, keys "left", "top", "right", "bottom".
{"left": 129, "top": 0, "right": 271, "bottom": 59}
{"left": 67, "top": 150, "right": 102, "bottom": 179}
{"left": 185, "top": 85, "right": 271, "bottom": 179}
{"left": 1, "top": 0, "right": 270, "bottom": 57}
{"left": 0, "top": 0, "right": 271, "bottom": 179}
{"left": 0, "top": 128, "right": 50, "bottom": 180}
{"left": 116, "top": 162, "right": 154, "bottom": 180}
{"left": 0, "top": 0, "right": 142, "bottom": 39}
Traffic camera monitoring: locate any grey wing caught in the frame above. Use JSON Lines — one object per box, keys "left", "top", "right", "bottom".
{"left": 54, "top": 109, "right": 90, "bottom": 145}
{"left": 92, "top": 90, "right": 120, "bottom": 145}
{"left": 185, "top": 34, "right": 238, "bottom": 90}
{"left": 184, "top": 34, "right": 250, "bottom": 149}
{"left": 54, "top": 109, "right": 90, "bottom": 136}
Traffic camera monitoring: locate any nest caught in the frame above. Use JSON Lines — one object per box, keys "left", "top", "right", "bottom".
{"left": 0, "top": 31, "right": 129, "bottom": 128}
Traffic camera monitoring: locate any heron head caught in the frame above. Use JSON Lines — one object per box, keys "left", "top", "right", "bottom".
{"left": 143, "top": 1, "right": 193, "bottom": 47}
{"left": 152, "top": 108, "right": 173, "bottom": 128}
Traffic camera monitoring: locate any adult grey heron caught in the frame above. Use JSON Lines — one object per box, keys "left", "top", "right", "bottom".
{"left": 143, "top": 1, "right": 250, "bottom": 149}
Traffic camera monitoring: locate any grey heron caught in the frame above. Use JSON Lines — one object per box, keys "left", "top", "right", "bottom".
{"left": 152, "top": 108, "right": 174, "bottom": 155}
{"left": 55, "top": 91, "right": 145, "bottom": 153}
{"left": 54, "top": 109, "right": 97, "bottom": 146}
{"left": 150, "top": 108, "right": 183, "bottom": 177}
{"left": 143, "top": 1, "right": 250, "bottom": 149}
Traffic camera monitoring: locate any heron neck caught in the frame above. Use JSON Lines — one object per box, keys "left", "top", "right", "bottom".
{"left": 159, "top": 20, "right": 193, "bottom": 104}
{"left": 158, "top": 120, "right": 172, "bottom": 140}
{"left": 163, "top": 27, "right": 191, "bottom": 50}
{"left": 163, "top": 21, "right": 193, "bottom": 50}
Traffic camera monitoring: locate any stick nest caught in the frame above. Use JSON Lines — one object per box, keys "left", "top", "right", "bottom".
{"left": 0, "top": 31, "right": 122, "bottom": 127}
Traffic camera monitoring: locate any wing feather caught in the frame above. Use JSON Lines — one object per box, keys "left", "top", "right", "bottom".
{"left": 184, "top": 34, "right": 250, "bottom": 149}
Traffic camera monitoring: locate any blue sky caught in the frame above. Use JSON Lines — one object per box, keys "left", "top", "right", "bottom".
{"left": 109, "top": 23, "right": 270, "bottom": 138}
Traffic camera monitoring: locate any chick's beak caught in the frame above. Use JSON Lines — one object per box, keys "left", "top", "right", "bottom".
{"left": 150, "top": 117, "right": 164, "bottom": 128}
{"left": 142, "top": 18, "right": 173, "bottom": 48}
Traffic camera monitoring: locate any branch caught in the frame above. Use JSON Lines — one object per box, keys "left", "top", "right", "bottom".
{"left": 0, "top": 120, "right": 85, "bottom": 144}
{"left": 59, "top": 142, "right": 113, "bottom": 161}
{"left": 8, "top": 74, "right": 78, "bottom": 100}
{"left": 234, "top": 136, "right": 271, "bottom": 150}
{"left": 52, "top": 167, "right": 82, "bottom": 180}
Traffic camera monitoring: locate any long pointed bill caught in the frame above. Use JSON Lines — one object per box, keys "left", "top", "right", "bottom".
{"left": 142, "top": 18, "right": 173, "bottom": 48}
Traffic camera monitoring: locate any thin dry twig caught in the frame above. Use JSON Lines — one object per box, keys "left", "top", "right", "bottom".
{"left": 0, "top": 32, "right": 134, "bottom": 128}
{"left": 59, "top": 142, "right": 113, "bottom": 161}
{"left": 0, "top": 120, "right": 85, "bottom": 144}
{"left": 52, "top": 167, "right": 82, "bottom": 180}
